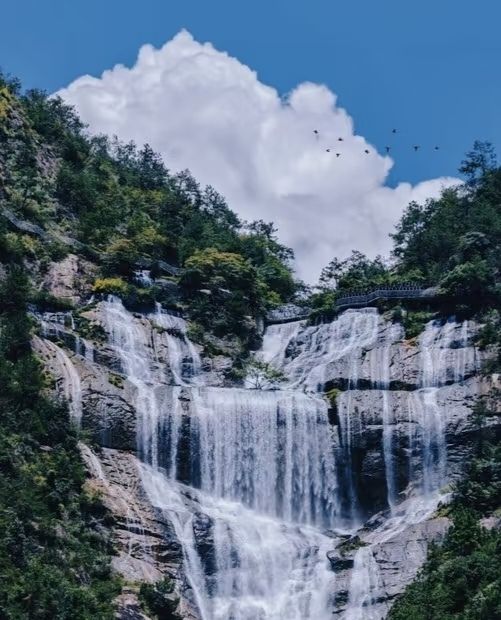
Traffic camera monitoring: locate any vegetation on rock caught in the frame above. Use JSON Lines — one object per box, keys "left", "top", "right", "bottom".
{"left": 0, "top": 266, "right": 120, "bottom": 618}
{"left": 238, "top": 358, "right": 286, "bottom": 390}
{"left": 314, "top": 141, "right": 500, "bottom": 326}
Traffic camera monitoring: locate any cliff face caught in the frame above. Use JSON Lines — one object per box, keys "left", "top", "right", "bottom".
{"left": 33, "top": 257, "right": 500, "bottom": 620}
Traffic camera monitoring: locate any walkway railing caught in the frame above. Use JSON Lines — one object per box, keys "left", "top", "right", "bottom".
{"left": 266, "top": 285, "right": 440, "bottom": 324}
{"left": 266, "top": 304, "right": 311, "bottom": 324}
{"left": 335, "top": 285, "right": 439, "bottom": 311}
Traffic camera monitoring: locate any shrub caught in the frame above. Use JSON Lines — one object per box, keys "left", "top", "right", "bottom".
{"left": 92, "top": 277, "right": 129, "bottom": 296}
{"left": 402, "top": 310, "right": 435, "bottom": 340}
{"left": 139, "top": 579, "right": 181, "bottom": 620}
{"left": 30, "top": 289, "right": 75, "bottom": 311}
{"left": 237, "top": 358, "right": 286, "bottom": 390}
{"left": 103, "top": 238, "right": 139, "bottom": 276}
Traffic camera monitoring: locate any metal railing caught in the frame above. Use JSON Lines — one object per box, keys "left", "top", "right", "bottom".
{"left": 266, "top": 304, "right": 311, "bottom": 324}
{"left": 266, "top": 285, "right": 440, "bottom": 324}
{"left": 335, "top": 284, "right": 439, "bottom": 311}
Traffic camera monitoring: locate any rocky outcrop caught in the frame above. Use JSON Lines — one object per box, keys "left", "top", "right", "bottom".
{"left": 320, "top": 320, "right": 481, "bottom": 392}
{"left": 42, "top": 253, "right": 96, "bottom": 304}
{"left": 330, "top": 508, "right": 450, "bottom": 617}
{"left": 333, "top": 376, "right": 498, "bottom": 515}
{"left": 80, "top": 445, "right": 201, "bottom": 620}
{"left": 114, "top": 588, "right": 152, "bottom": 620}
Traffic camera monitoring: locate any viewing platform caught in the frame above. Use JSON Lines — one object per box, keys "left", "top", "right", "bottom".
{"left": 266, "top": 285, "right": 440, "bottom": 324}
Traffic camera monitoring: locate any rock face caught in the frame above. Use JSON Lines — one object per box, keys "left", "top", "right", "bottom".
{"left": 34, "top": 296, "right": 499, "bottom": 620}
{"left": 332, "top": 377, "right": 490, "bottom": 516}
{"left": 330, "top": 507, "right": 451, "bottom": 617}
{"left": 80, "top": 445, "right": 201, "bottom": 620}
{"left": 42, "top": 253, "right": 96, "bottom": 304}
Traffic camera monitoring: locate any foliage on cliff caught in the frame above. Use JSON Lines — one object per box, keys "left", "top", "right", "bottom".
{"left": 0, "top": 262, "right": 120, "bottom": 618}
{"left": 0, "top": 71, "right": 297, "bottom": 347}
{"left": 315, "top": 142, "right": 500, "bottom": 318}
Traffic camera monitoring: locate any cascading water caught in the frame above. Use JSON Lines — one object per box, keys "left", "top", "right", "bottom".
{"left": 261, "top": 308, "right": 380, "bottom": 391}
{"left": 409, "top": 318, "right": 474, "bottom": 495}
{"left": 90, "top": 297, "right": 476, "bottom": 619}
{"left": 368, "top": 323, "right": 403, "bottom": 512}
{"left": 35, "top": 335, "right": 83, "bottom": 425}
{"left": 37, "top": 310, "right": 95, "bottom": 362}
{"left": 151, "top": 302, "right": 202, "bottom": 385}
{"left": 98, "top": 297, "right": 338, "bottom": 619}
{"left": 190, "top": 387, "right": 337, "bottom": 526}
{"left": 140, "top": 464, "right": 334, "bottom": 620}
{"left": 342, "top": 318, "right": 475, "bottom": 619}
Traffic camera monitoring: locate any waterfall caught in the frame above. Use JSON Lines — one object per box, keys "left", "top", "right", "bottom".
{"left": 37, "top": 336, "right": 82, "bottom": 425}
{"left": 343, "top": 318, "right": 474, "bottom": 619}
{"left": 140, "top": 464, "right": 334, "bottom": 620}
{"left": 345, "top": 547, "right": 382, "bottom": 620}
{"left": 410, "top": 318, "right": 472, "bottom": 495}
{"left": 368, "top": 323, "right": 403, "bottom": 512}
{"left": 98, "top": 298, "right": 337, "bottom": 619}
{"left": 133, "top": 269, "right": 153, "bottom": 287}
{"left": 190, "top": 387, "right": 338, "bottom": 526}
{"left": 37, "top": 310, "right": 95, "bottom": 363}
{"left": 151, "top": 302, "right": 202, "bottom": 385}
{"left": 261, "top": 308, "right": 380, "bottom": 391}
{"left": 91, "top": 298, "right": 477, "bottom": 619}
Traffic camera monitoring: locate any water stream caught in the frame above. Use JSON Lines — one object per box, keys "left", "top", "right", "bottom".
{"left": 39, "top": 298, "right": 476, "bottom": 619}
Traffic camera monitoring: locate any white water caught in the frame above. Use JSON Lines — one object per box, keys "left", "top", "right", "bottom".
{"left": 190, "top": 387, "right": 337, "bottom": 526}
{"left": 151, "top": 302, "right": 202, "bottom": 385}
{"left": 141, "top": 464, "right": 334, "bottom": 620}
{"left": 369, "top": 323, "right": 403, "bottom": 512}
{"left": 37, "top": 336, "right": 83, "bottom": 425}
{"left": 261, "top": 308, "right": 380, "bottom": 391}
{"left": 343, "top": 318, "right": 473, "bottom": 619}
{"left": 69, "top": 298, "right": 476, "bottom": 619}
{"left": 410, "top": 318, "right": 474, "bottom": 495}
{"left": 97, "top": 298, "right": 338, "bottom": 618}
{"left": 133, "top": 269, "right": 153, "bottom": 287}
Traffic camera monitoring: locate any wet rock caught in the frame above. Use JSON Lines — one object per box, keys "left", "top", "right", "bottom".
{"left": 327, "top": 552, "right": 354, "bottom": 571}
{"left": 83, "top": 381, "right": 137, "bottom": 451}
{"left": 370, "top": 517, "right": 450, "bottom": 606}
{"left": 80, "top": 446, "right": 201, "bottom": 619}
{"left": 192, "top": 512, "right": 217, "bottom": 577}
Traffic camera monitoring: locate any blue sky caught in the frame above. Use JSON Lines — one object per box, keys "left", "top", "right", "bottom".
{"left": 2, "top": 0, "right": 500, "bottom": 186}
{"left": 2, "top": 1, "right": 500, "bottom": 279}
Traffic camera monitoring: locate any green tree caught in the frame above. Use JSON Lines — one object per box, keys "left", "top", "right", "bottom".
{"left": 241, "top": 358, "right": 286, "bottom": 390}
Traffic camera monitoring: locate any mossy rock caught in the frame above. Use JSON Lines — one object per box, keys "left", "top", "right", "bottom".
{"left": 109, "top": 373, "right": 124, "bottom": 389}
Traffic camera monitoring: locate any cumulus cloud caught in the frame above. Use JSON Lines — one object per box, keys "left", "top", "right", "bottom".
{"left": 57, "top": 30, "right": 459, "bottom": 282}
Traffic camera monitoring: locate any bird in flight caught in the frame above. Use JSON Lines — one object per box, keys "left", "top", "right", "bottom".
{"left": 326, "top": 148, "right": 331, "bottom": 153}
{"left": 338, "top": 137, "right": 344, "bottom": 142}
{"left": 392, "top": 128, "right": 397, "bottom": 134}
{"left": 364, "top": 149, "right": 370, "bottom": 154}
{"left": 385, "top": 146, "right": 391, "bottom": 154}
{"left": 336, "top": 153, "right": 341, "bottom": 158}
{"left": 413, "top": 145, "right": 420, "bottom": 152}
{"left": 434, "top": 146, "right": 440, "bottom": 151}
{"left": 313, "top": 130, "right": 319, "bottom": 139}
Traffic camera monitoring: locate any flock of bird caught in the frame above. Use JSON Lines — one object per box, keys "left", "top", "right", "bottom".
{"left": 313, "top": 128, "right": 440, "bottom": 158}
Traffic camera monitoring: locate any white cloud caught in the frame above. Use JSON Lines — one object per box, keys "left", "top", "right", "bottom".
{"left": 57, "top": 30, "right": 459, "bottom": 282}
